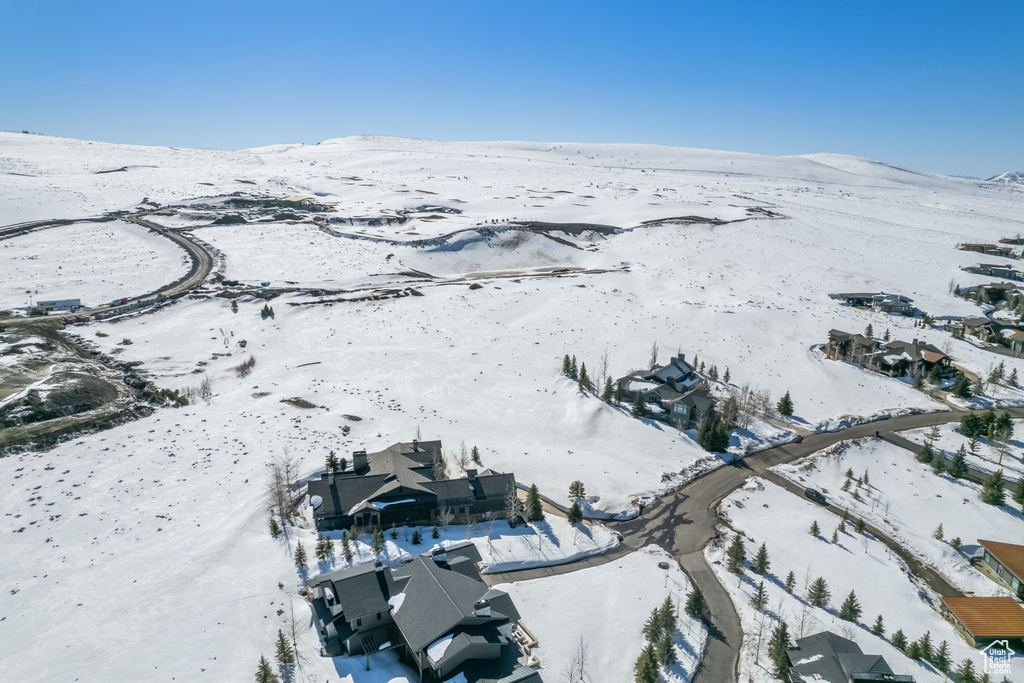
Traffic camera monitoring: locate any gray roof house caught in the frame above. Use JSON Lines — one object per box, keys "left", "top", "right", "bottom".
{"left": 308, "top": 440, "right": 517, "bottom": 532}
{"left": 615, "top": 354, "right": 714, "bottom": 430}
{"left": 307, "top": 542, "right": 543, "bottom": 683}
{"left": 829, "top": 292, "right": 917, "bottom": 315}
{"left": 788, "top": 631, "right": 914, "bottom": 682}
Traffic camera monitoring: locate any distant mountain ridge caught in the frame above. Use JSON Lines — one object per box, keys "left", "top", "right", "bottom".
{"left": 985, "top": 171, "right": 1024, "bottom": 184}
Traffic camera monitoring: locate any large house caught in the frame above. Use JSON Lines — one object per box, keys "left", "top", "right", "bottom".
{"left": 825, "top": 331, "right": 950, "bottom": 378}
{"left": 787, "top": 631, "right": 914, "bottom": 682}
{"left": 829, "top": 292, "right": 917, "bottom": 315}
{"left": 960, "top": 243, "right": 1016, "bottom": 257}
{"left": 615, "top": 354, "right": 714, "bottom": 429}
{"left": 308, "top": 440, "right": 517, "bottom": 532}
{"left": 307, "top": 542, "right": 543, "bottom": 683}
{"left": 963, "top": 263, "right": 1024, "bottom": 281}
{"left": 978, "top": 539, "right": 1024, "bottom": 600}
{"left": 941, "top": 597, "right": 1024, "bottom": 647}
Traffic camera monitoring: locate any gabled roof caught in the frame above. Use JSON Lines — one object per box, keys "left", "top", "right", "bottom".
{"left": 788, "top": 631, "right": 909, "bottom": 683}
{"left": 942, "top": 597, "right": 1024, "bottom": 637}
{"left": 979, "top": 540, "right": 1024, "bottom": 582}
{"left": 309, "top": 562, "right": 401, "bottom": 621}
{"left": 828, "top": 329, "right": 876, "bottom": 348}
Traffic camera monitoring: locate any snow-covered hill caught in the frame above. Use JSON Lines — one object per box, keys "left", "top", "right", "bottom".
{"left": 2, "top": 133, "right": 1024, "bottom": 682}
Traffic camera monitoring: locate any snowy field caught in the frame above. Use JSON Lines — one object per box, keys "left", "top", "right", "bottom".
{"left": 3, "top": 133, "right": 1024, "bottom": 681}
{"left": 497, "top": 546, "right": 706, "bottom": 683}
{"left": 900, "top": 420, "right": 1024, "bottom": 481}
{"left": 773, "top": 438, "right": 1024, "bottom": 599}
{"left": 706, "top": 478, "right": 1023, "bottom": 682}
{"left": 0, "top": 219, "right": 190, "bottom": 309}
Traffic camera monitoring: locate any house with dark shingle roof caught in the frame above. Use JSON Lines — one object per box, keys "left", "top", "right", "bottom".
{"left": 787, "top": 631, "right": 914, "bottom": 682}
{"left": 308, "top": 440, "right": 517, "bottom": 532}
{"left": 614, "top": 354, "right": 714, "bottom": 429}
{"left": 307, "top": 542, "right": 543, "bottom": 683}
{"left": 978, "top": 540, "right": 1024, "bottom": 599}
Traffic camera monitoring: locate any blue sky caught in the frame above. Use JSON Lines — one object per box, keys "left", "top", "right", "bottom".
{"left": 1, "top": 1, "right": 1020, "bottom": 176}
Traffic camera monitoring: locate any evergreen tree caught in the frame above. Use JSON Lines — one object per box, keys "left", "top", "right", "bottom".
{"left": 411, "top": 528, "right": 422, "bottom": 545}
{"left": 255, "top": 654, "right": 279, "bottom": 683}
{"left": 326, "top": 450, "right": 340, "bottom": 472}
{"left": 918, "top": 631, "right": 933, "bottom": 663}
{"left": 602, "top": 376, "right": 613, "bottom": 403}
{"left": 767, "top": 622, "right": 791, "bottom": 680}
{"left": 567, "top": 500, "right": 584, "bottom": 524}
{"left": 950, "top": 536, "right": 962, "bottom": 551}
{"left": 269, "top": 515, "right": 281, "bottom": 537}
{"left": 928, "top": 363, "right": 943, "bottom": 385}
{"left": 432, "top": 525, "right": 440, "bottom": 539}
{"left": 562, "top": 354, "right": 572, "bottom": 377}
{"left": 614, "top": 382, "right": 624, "bottom": 403}
{"left": 913, "top": 373, "right": 925, "bottom": 391}
{"left": 1013, "top": 478, "right": 1024, "bottom": 507}
{"left": 905, "top": 640, "right": 922, "bottom": 660}
{"left": 955, "top": 658, "right": 977, "bottom": 683}
{"left": 390, "top": 523, "right": 398, "bottom": 540}
{"left": 891, "top": 629, "right": 907, "bottom": 651}
{"left": 951, "top": 373, "right": 973, "bottom": 399}
{"left": 807, "top": 577, "right": 830, "bottom": 608}
{"left": 883, "top": 328, "right": 890, "bottom": 342}
{"left": 831, "top": 528, "right": 840, "bottom": 544}
{"left": 726, "top": 535, "right": 746, "bottom": 573}
{"left": 324, "top": 535, "right": 335, "bottom": 559}
{"left": 633, "top": 644, "right": 658, "bottom": 683}
{"left": 631, "top": 391, "right": 647, "bottom": 419}
{"left": 950, "top": 445, "right": 968, "bottom": 478}
{"left": 916, "top": 442, "right": 934, "bottom": 464}
{"left": 752, "top": 542, "right": 770, "bottom": 575}
{"left": 723, "top": 367, "right": 731, "bottom": 383}
{"left": 862, "top": 469, "right": 870, "bottom": 486}
{"left": 275, "top": 629, "right": 295, "bottom": 665}
{"left": 931, "top": 455, "right": 946, "bottom": 476}
{"left": 471, "top": 445, "right": 480, "bottom": 462}
{"left": 684, "top": 586, "right": 706, "bottom": 622}
{"left": 655, "top": 629, "right": 676, "bottom": 666}
{"left": 526, "top": 484, "right": 544, "bottom": 522}
{"left": 854, "top": 517, "right": 866, "bottom": 533}
{"left": 371, "top": 528, "right": 385, "bottom": 556}
{"left": 1009, "top": 367, "right": 1019, "bottom": 387}
{"left": 810, "top": 520, "right": 820, "bottom": 536}
{"left": 995, "top": 411, "right": 1014, "bottom": 442}
{"left": 314, "top": 535, "right": 327, "bottom": 561}
{"left": 570, "top": 355, "right": 578, "bottom": 378}
{"left": 981, "top": 469, "right": 1007, "bottom": 505}
{"left": 749, "top": 581, "right": 768, "bottom": 611}
{"left": 342, "top": 534, "right": 352, "bottom": 562}
{"left": 784, "top": 571, "right": 796, "bottom": 594}
{"left": 871, "top": 614, "right": 885, "bottom": 636}
{"left": 708, "top": 364, "right": 719, "bottom": 382}
{"left": 865, "top": 323, "right": 874, "bottom": 338}
{"left": 933, "top": 640, "right": 950, "bottom": 674}
{"left": 569, "top": 480, "right": 586, "bottom": 500}
{"left": 839, "top": 590, "right": 862, "bottom": 622}
{"left": 294, "top": 540, "right": 307, "bottom": 568}
{"left": 578, "top": 362, "right": 589, "bottom": 391}
{"left": 932, "top": 523, "right": 944, "bottom": 541}
{"left": 777, "top": 390, "right": 794, "bottom": 417}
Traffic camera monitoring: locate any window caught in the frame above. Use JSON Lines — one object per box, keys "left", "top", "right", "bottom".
{"left": 377, "top": 612, "right": 382, "bottom": 621}
{"left": 356, "top": 618, "right": 362, "bottom": 627}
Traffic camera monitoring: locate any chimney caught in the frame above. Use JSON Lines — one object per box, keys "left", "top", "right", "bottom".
{"left": 411, "top": 439, "right": 418, "bottom": 452}
{"left": 473, "top": 599, "right": 491, "bottom": 617}
{"left": 374, "top": 559, "right": 384, "bottom": 573}
{"left": 353, "top": 449, "right": 367, "bottom": 471}
{"left": 466, "top": 469, "right": 478, "bottom": 480}
{"left": 328, "top": 471, "right": 334, "bottom": 486}
{"left": 431, "top": 546, "right": 447, "bottom": 565}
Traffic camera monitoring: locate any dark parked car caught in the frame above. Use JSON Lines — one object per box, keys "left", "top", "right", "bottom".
{"left": 804, "top": 488, "right": 827, "bottom": 505}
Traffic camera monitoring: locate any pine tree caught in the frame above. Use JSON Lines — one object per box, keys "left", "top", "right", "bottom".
{"left": 324, "top": 535, "right": 335, "bottom": 559}
{"left": 614, "top": 382, "right": 624, "bottom": 403}
{"left": 841, "top": 478, "right": 851, "bottom": 492}
{"left": 411, "top": 528, "right": 422, "bottom": 545}
{"left": 767, "top": 622, "right": 792, "bottom": 680}
{"left": 569, "top": 480, "right": 586, "bottom": 500}
{"left": 269, "top": 515, "right": 281, "bottom": 537}
{"left": 981, "top": 469, "right": 1007, "bottom": 505}
{"left": 839, "top": 590, "right": 862, "bottom": 622}
{"left": 871, "top": 614, "right": 885, "bottom": 636}
{"left": 918, "top": 631, "right": 933, "bottom": 663}
{"left": 526, "top": 484, "right": 544, "bottom": 522}
{"left": 432, "top": 525, "right": 440, "bottom": 539}
{"left": 916, "top": 442, "right": 934, "bottom": 464}
{"left": 955, "top": 658, "right": 977, "bottom": 683}
{"left": 567, "top": 500, "right": 583, "bottom": 524}
{"left": 752, "top": 543, "right": 770, "bottom": 575}
{"left": 655, "top": 629, "right": 676, "bottom": 666}
{"left": 723, "top": 367, "right": 731, "bottom": 383}
{"left": 726, "top": 535, "right": 746, "bottom": 573}
{"left": 570, "top": 355, "right": 578, "bottom": 378}
{"left": 883, "top": 328, "right": 890, "bottom": 341}
{"left": 777, "top": 390, "right": 794, "bottom": 417}
{"left": 933, "top": 640, "right": 950, "bottom": 674}
{"left": 891, "top": 629, "right": 907, "bottom": 651}
{"left": 371, "top": 528, "right": 384, "bottom": 556}
{"left": 578, "top": 362, "right": 589, "bottom": 392}
{"left": 862, "top": 469, "right": 870, "bottom": 486}
{"left": 951, "top": 373, "right": 973, "bottom": 399}
{"left": 633, "top": 643, "right": 658, "bottom": 683}
{"left": 1009, "top": 367, "right": 1019, "bottom": 387}
{"left": 905, "top": 640, "right": 922, "bottom": 660}
{"left": 1013, "top": 478, "right": 1024, "bottom": 507}
{"left": 708, "top": 364, "right": 719, "bottom": 382}
{"left": 685, "top": 586, "right": 706, "bottom": 622}
{"left": 931, "top": 455, "right": 945, "bottom": 476}
{"left": 631, "top": 391, "right": 647, "bottom": 418}
{"left": 950, "top": 536, "right": 963, "bottom": 551}
{"left": 562, "top": 354, "right": 572, "bottom": 377}
{"left": 807, "top": 577, "right": 830, "bottom": 608}
{"left": 255, "top": 654, "right": 280, "bottom": 683}
{"left": 390, "top": 523, "right": 398, "bottom": 540}
{"left": 275, "top": 629, "right": 295, "bottom": 665}
{"left": 810, "top": 520, "right": 821, "bottom": 536}
{"left": 750, "top": 581, "right": 768, "bottom": 611}
{"left": 785, "top": 571, "right": 796, "bottom": 594}
{"left": 294, "top": 540, "right": 307, "bottom": 568}
{"left": 913, "top": 373, "right": 925, "bottom": 391}
{"left": 326, "top": 450, "right": 340, "bottom": 472}
{"left": 471, "top": 445, "right": 480, "bottom": 462}
{"left": 854, "top": 517, "right": 866, "bottom": 533}
{"left": 932, "top": 523, "right": 944, "bottom": 541}
{"left": 831, "top": 528, "right": 840, "bottom": 544}
{"left": 950, "top": 445, "right": 968, "bottom": 478}
{"left": 865, "top": 323, "right": 874, "bottom": 338}
{"left": 602, "top": 376, "right": 613, "bottom": 403}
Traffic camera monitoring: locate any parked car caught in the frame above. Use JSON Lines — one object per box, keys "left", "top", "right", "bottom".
{"left": 804, "top": 488, "right": 828, "bottom": 505}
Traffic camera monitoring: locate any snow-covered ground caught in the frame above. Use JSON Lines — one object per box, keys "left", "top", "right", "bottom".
{"left": 900, "top": 420, "right": 1024, "bottom": 481}
{"left": 293, "top": 498, "right": 620, "bottom": 575}
{"left": 3, "top": 133, "right": 1024, "bottom": 681}
{"left": 706, "top": 478, "right": 1023, "bottom": 682}
{"left": 773, "top": 438, "right": 1024, "bottom": 599}
{"left": 0, "top": 219, "right": 190, "bottom": 309}
{"left": 497, "top": 546, "right": 706, "bottom": 683}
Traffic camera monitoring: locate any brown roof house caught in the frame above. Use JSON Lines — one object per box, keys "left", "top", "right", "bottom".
{"left": 978, "top": 540, "right": 1024, "bottom": 600}
{"left": 941, "top": 596, "right": 1024, "bottom": 647}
